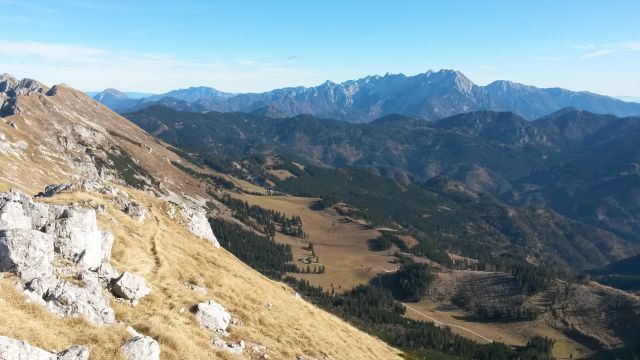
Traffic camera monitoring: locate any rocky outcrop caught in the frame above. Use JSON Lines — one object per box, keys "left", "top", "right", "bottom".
{"left": 81, "top": 180, "right": 219, "bottom": 247}
{"left": 0, "top": 188, "right": 121, "bottom": 324}
{"left": 0, "top": 73, "right": 48, "bottom": 117}
{"left": 0, "top": 335, "right": 89, "bottom": 360}
{"left": 180, "top": 204, "right": 218, "bottom": 247}
{"left": 112, "top": 272, "right": 151, "bottom": 303}
{"left": 25, "top": 271, "right": 116, "bottom": 325}
{"left": 0, "top": 189, "right": 113, "bottom": 271}
{"left": 120, "top": 327, "right": 160, "bottom": 360}
{"left": 0, "top": 229, "right": 54, "bottom": 282}
{"left": 48, "top": 208, "right": 114, "bottom": 270}
{"left": 79, "top": 180, "right": 147, "bottom": 222}
{"left": 195, "top": 299, "right": 231, "bottom": 334}
{"left": 116, "top": 198, "right": 147, "bottom": 222}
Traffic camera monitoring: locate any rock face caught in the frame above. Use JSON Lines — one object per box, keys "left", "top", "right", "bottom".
{"left": 49, "top": 208, "right": 114, "bottom": 270}
{"left": 0, "top": 73, "right": 48, "bottom": 117}
{"left": 111, "top": 272, "right": 151, "bottom": 302}
{"left": 120, "top": 327, "right": 160, "bottom": 360}
{"left": 180, "top": 204, "right": 219, "bottom": 247}
{"left": 0, "top": 200, "right": 32, "bottom": 230}
{"left": 195, "top": 299, "right": 231, "bottom": 333}
{"left": 0, "top": 335, "right": 89, "bottom": 360}
{"left": 0, "top": 188, "right": 121, "bottom": 324}
{"left": 0, "top": 229, "right": 54, "bottom": 282}
{"left": 0, "top": 189, "right": 113, "bottom": 271}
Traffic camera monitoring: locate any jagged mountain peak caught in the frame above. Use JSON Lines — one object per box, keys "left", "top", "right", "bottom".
{"left": 1, "top": 72, "right": 51, "bottom": 116}
{"left": 93, "top": 69, "right": 640, "bottom": 122}
{"left": 0, "top": 73, "right": 49, "bottom": 96}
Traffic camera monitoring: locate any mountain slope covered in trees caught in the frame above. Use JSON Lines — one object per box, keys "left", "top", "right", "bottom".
{"left": 126, "top": 106, "right": 640, "bottom": 249}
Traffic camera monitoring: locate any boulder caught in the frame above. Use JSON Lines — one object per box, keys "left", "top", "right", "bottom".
{"left": 248, "top": 343, "right": 270, "bottom": 360}
{"left": 0, "top": 189, "right": 118, "bottom": 324}
{"left": 47, "top": 208, "right": 113, "bottom": 269}
{"left": 56, "top": 345, "right": 90, "bottom": 360}
{"left": 124, "top": 201, "right": 146, "bottom": 222}
{"left": 0, "top": 335, "right": 89, "bottom": 360}
{"left": 120, "top": 327, "right": 160, "bottom": 360}
{"left": 111, "top": 272, "right": 150, "bottom": 302}
{"left": 40, "top": 272, "right": 116, "bottom": 325}
{"left": 93, "top": 262, "right": 120, "bottom": 287}
{"left": 0, "top": 229, "right": 54, "bottom": 281}
{"left": 0, "top": 189, "right": 52, "bottom": 231}
{"left": 180, "top": 204, "right": 219, "bottom": 248}
{"left": 166, "top": 205, "right": 176, "bottom": 220}
{"left": 213, "top": 338, "right": 244, "bottom": 356}
{"left": 186, "top": 282, "right": 208, "bottom": 295}
{"left": 112, "top": 197, "right": 146, "bottom": 222}
{"left": 0, "top": 335, "right": 56, "bottom": 360}
{"left": 0, "top": 201, "right": 31, "bottom": 230}
{"left": 195, "top": 299, "right": 231, "bottom": 333}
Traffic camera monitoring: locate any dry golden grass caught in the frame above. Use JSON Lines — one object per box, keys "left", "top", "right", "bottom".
{"left": 233, "top": 193, "right": 400, "bottom": 291}
{"left": 0, "top": 182, "right": 404, "bottom": 359}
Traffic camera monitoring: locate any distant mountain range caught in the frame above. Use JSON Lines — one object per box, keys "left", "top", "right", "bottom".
{"left": 85, "top": 89, "right": 153, "bottom": 99}
{"left": 126, "top": 105, "right": 640, "bottom": 251}
{"left": 93, "top": 69, "right": 640, "bottom": 121}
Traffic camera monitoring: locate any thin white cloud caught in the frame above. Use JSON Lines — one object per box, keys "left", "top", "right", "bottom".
{"left": 578, "top": 39, "right": 640, "bottom": 59}
{"left": 581, "top": 49, "right": 614, "bottom": 59}
{"left": 0, "top": 39, "right": 323, "bottom": 93}
{"left": 0, "top": 40, "right": 107, "bottom": 61}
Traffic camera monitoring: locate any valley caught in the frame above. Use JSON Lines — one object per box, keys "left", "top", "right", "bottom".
{"left": 227, "top": 189, "right": 591, "bottom": 359}
{"left": 3, "top": 2, "right": 640, "bottom": 359}
{"left": 232, "top": 192, "right": 398, "bottom": 291}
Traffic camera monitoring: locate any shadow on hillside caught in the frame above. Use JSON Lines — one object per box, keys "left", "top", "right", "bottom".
{"left": 368, "top": 272, "right": 421, "bottom": 303}
{"left": 367, "top": 238, "right": 391, "bottom": 252}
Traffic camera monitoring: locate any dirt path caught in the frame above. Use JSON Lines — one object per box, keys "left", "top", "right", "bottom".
{"left": 403, "top": 303, "right": 494, "bottom": 344}
{"left": 149, "top": 212, "right": 163, "bottom": 275}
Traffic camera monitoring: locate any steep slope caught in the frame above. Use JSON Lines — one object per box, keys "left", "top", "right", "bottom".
{"left": 96, "top": 69, "right": 640, "bottom": 121}
{"left": 0, "top": 184, "right": 403, "bottom": 360}
{"left": 0, "top": 74, "right": 404, "bottom": 360}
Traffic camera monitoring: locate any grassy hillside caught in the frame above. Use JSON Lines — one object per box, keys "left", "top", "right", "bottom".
{"left": 0, "top": 180, "right": 405, "bottom": 360}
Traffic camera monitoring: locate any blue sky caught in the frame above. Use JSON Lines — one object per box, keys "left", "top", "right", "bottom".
{"left": 1, "top": 0, "right": 639, "bottom": 98}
